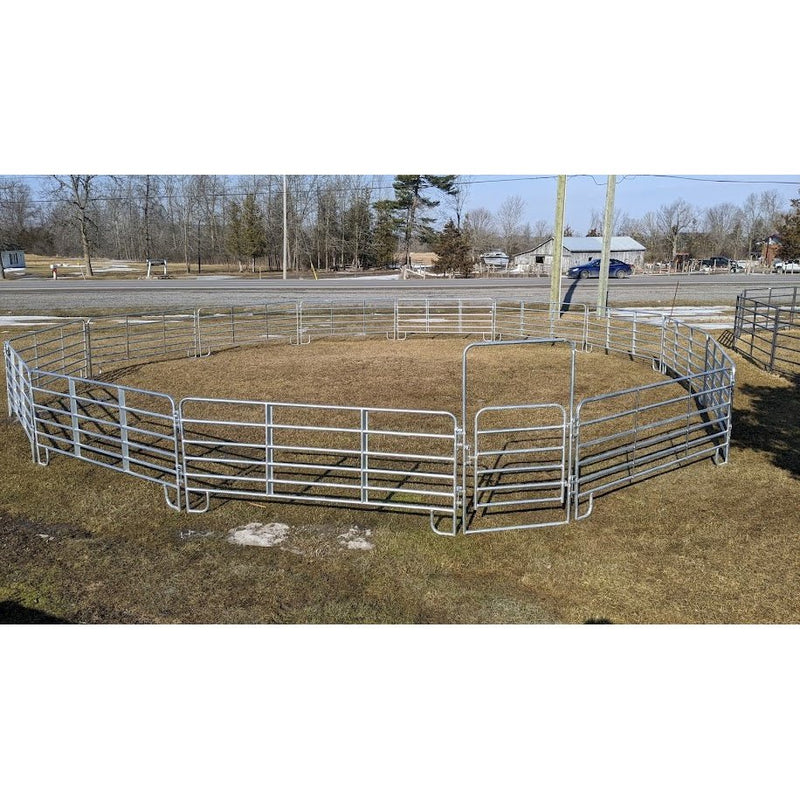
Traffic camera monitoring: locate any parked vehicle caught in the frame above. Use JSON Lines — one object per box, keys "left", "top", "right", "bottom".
{"left": 479, "top": 250, "right": 510, "bottom": 268}
{"left": 701, "top": 256, "right": 739, "bottom": 270}
{"left": 567, "top": 258, "right": 633, "bottom": 279}
{"left": 774, "top": 260, "right": 800, "bottom": 273}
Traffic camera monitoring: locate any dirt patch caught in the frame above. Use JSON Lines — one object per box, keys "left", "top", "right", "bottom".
{"left": 0, "top": 511, "right": 93, "bottom": 551}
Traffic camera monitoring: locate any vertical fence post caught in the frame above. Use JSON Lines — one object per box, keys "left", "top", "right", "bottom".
{"left": 194, "top": 309, "right": 202, "bottom": 357}
{"left": 28, "top": 365, "right": 39, "bottom": 463}
{"left": 83, "top": 320, "right": 93, "bottom": 378}
{"left": 265, "top": 402, "right": 274, "bottom": 497}
{"left": 296, "top": 302, "right": 303, "bottom": 345}
{"left": 171, "top": 404, "right": 183, "bottom": 512}
{"left": 5, "top": 343, "right": 15, "bottom": 419}
{"left": 118, "top": 386, "right": 130, "bottom": 472}
{"left": 68, "top": 376, "right": 81, "bottom": 459}
{"left": 769, "top": 307, "right": 780, "bottom": 371}
{"left": 360, "top": 408, "right": 369, "bottom": 504}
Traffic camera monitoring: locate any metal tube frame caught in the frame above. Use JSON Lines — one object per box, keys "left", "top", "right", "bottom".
{"left": 3, "top": 299, "right": 735, "bottom": 535}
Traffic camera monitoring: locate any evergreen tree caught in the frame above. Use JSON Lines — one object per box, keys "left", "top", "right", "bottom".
{"left": 776, "top": 196, "right": 800, "bottom": 261}
{"left": 372, "top": 200, "right": 400, "bottom": 266}
{"left": 226, "top": 199, "right": 244, "bottom": 267}
{"left": 228, "top": 193, "right": 268, "bottom": 270}
{"left": 434, "top": 220, "right": 472, "bottom": 277}
{"left": 241, "top": 193, "right": 267, "bottom": 270}
{"left": 388, "top": 175, "right": 459, "bottom": 267}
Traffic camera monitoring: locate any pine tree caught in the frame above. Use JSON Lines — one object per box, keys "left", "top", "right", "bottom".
{"left": 434, "top": 220, "right": 472, "bottom": 277}
{"left": 388, "top": 175, "right": 459, "bottom": 268}
{"left": 241, "top": 193, "right": 267, "bottom": 270}
{"left": 226, "top": 200, "right": 244, "bottom": 268}
{"left": 371, "top": 200, "right": 399, "bottom": 266}
{"left": 228, "top": 193, "right": 268, "bottom": 271}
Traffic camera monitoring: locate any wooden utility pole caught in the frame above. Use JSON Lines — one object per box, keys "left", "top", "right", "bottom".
{"left": 550, "top": 175, "right": 567, "bottom": 311}
{"left": 597, "top": 175, "right": 616, "bottom": 317}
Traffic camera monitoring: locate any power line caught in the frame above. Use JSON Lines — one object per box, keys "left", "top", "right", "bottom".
{"left": 1, "top": 174, "right": 799, "bottom": 207}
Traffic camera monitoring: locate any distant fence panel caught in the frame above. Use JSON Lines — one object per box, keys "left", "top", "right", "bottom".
{"left": 733, "top": 288, "right": 800, "bottom": 375}
{"left": 196, "top": 303, "right": 300, "bottom": 353}
{"left": 495, "top": 303, "right": 589, "bottom": 345}
{"left": 395, "top": 298, "right": 497, "bottom": 338}
{"left": 298, "top": 300, "right": 398, "bottom": 342}
{"left": 5, "top": 320, "right": 90, "bottom": 380}
{"left": 88, "top": 311, "right": 198, "bottom": 374}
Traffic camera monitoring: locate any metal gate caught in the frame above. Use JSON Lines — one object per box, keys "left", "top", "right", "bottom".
{"left": 461, "top": 339, "right": 576, "bottom": 534}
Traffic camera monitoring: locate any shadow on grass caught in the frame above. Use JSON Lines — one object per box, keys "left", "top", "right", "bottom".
{"left": 560, "top": 279, "right": 582, "bottom": 315}
{"left": 0, "top": 600, "right": 70, "bottom": 624}
{"left": 732, "top": 371, "right": 800, "bottom": 477}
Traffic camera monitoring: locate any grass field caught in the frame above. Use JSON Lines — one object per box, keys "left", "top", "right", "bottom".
{"left": 11, "top": 253, "right": 363, "bottom": 282}
{"left": 1, "top": 330, "right": 799, "bottom": 624}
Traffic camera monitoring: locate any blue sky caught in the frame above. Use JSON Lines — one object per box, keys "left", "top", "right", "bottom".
{"left": 10, "top": 174, "right": 799, "bottom": 238}
{"left": 456, "top": 175, "right": 800, "bottom": 234}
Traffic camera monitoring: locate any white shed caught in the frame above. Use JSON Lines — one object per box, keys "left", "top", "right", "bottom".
{"left": 0, "top": 243, "right": 26, "bottom": 277}
{"left": 512, "top": 236, "right": 646, "bottom": 275}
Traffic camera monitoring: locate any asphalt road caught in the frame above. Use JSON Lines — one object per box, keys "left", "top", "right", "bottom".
{"left": 1, "top": 272, "right": 797, "bottom": 314}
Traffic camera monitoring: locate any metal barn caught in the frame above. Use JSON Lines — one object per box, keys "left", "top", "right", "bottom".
{"left": 512, "top": 236, "right": 646, "bottom": 275}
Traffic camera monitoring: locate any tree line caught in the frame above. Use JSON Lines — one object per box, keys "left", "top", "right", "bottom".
{"left": 0, "top": 175, "right": 797, "bottom": 278}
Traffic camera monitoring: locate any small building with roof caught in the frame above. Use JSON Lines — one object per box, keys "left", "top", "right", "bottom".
{"left": 512, "top": 236, "right": 646, "bottom": 275}
{"left": 0, "top": 242, "right": 26, "bottom": 277}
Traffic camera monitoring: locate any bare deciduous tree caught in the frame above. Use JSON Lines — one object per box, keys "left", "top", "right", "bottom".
{"left": 656, "top": 199, "right": 696, "bottom": 261}
{"left": 463, "top": 207, "right": 496, "bottom": 260}
{"left": 703, "top": 202, "right": 741, "bottom": 256}
{"left": 50, "top": 175, "right": 101, "bottom": 276}
{"left": 496, "top": 194, "right": 526, "bottom": 256}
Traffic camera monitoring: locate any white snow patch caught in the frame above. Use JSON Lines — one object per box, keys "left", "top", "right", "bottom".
{"left": 224, "top": 521, "right": 375, "bottom": 553}
{"left": 613, "top": 306, "right": 735, "bottom": 331}
{"left": 0, "top": 315, "right": 77, "bottom": 326}
{"left": 337, "top": 525, "right": 374, "bottom": 550}
{"left": 227, "top": 521, "right": 290, "bottom": 548}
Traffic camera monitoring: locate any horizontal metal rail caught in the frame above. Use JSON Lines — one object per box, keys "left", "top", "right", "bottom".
{"left": 178, "top": 397, "right": 459, "bottom": 533}
{"left": 732, "top": 291, "right": 800, "bottom": 375}
{"left": 3, "top": 298, "right": 736, "bottom": 534}
{"left": 29, "top": 368, "right": 182, "bottom": 509}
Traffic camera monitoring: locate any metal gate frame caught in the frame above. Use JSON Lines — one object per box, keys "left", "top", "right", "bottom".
{"left": 461, "top": 338, "right": 577, "bottom": 534}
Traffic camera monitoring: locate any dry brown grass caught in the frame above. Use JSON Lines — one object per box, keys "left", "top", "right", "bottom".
{"left": 15, "top": 254, "right": 326, "bottom": 282}
{"left": 2, "top": 333, "right": 799, "bottom": 624}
